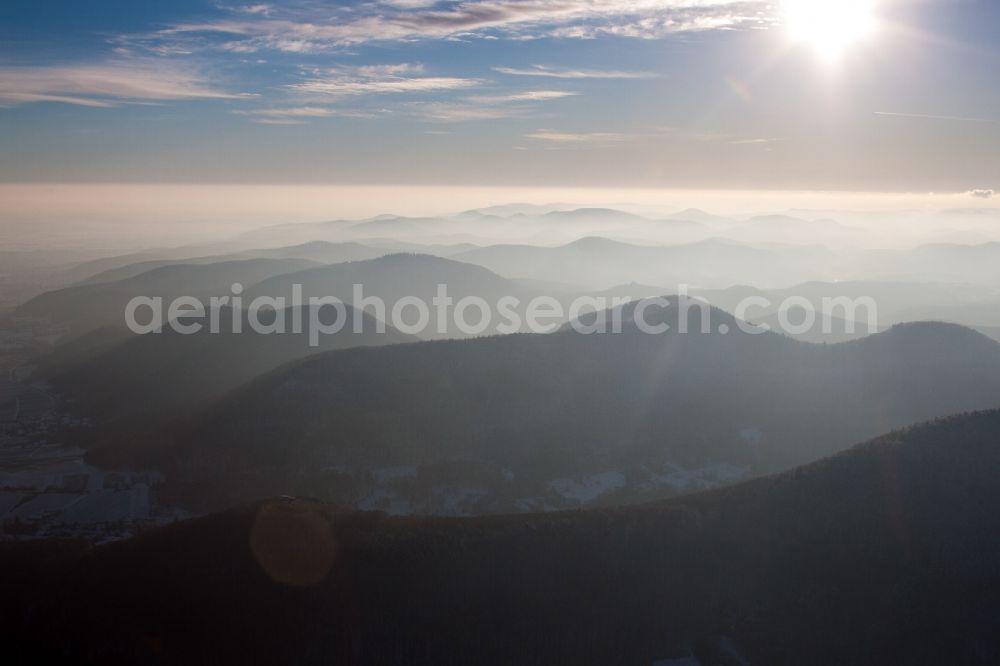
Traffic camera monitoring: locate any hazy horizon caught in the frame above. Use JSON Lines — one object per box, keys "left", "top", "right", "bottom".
{"left": 3, "top": 182, "right": 999, "bottom": 251}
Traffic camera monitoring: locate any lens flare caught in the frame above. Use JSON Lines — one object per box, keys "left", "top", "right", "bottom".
{"left": 783, "top": 0, "right": 878, "bottom": 61}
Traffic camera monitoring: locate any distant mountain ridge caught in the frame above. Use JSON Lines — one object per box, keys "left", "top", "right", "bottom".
{"left": 131, "top": 303, "right": 1000, "bottom": 513}
{"left": 39, "top": 305, "right": 416, "bottom": 436}
{"left": 454, "top": 237, "right": 816, "bottom": 289}
{"left": 77, "top": 242, "right": 389, "bottom": 286}
{"left": 17, "top": 258, "right": 321, "bottom": 335}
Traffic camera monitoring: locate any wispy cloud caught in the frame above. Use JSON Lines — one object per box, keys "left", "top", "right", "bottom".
{"left": 466, "top": 90, "right": 578, "bottom": 103}
{"left": 728, "top": 137, "right": 781, "bottom": 145}
{"left": 874, "top": 111, "right": 998, "bottom": 124}
{"left": 289, "top": 64, "right": 481, "bottom": 98}
{"left": 523, "top": 126, "right": 773, "bottom": 146}
{"left": 126, "top": 1, "right": 770, "bottom": 54}
{"left": 493, "top": 65, "right": 659, "bottom": 79}
{"left": 411, "top": 102, "right": 520, "bottom": 122}
{"left": 0, "top": 61, "right": 245, "bottom": 108}
{"left": 237, "top": 106, "right": 336, "bottom": 118}
{"left": 237, "top": 4, "right": 273, "bottom": 16}
{"left": 233, "top": 106, "right": 379, "bottom": 124}
{"left": 250, "top": 118, "right": 310, "bottom": 125}
{"left": 526, "top": 130, "right": 630, "bottom": 143}
{"left": 548, "top": 5, "right": 766, "bottom": 39}
{"left": 238, "top": 63, "right": 574, "bottom": 123}
{"left": 415, "top": 88, "right": 578, "bottom": 122}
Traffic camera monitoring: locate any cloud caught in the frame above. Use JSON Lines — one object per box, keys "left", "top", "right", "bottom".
{"left": 356, "top": 63, "right": 426, "bottom": 77}
{"left": 969, "top": 189, "right": 995, "bottom": 199}
{"left": 233, "top": 105, "right": 385, "bottom": 124}
{"left": 0, "top": 61, "right": 244, "bottom": 108}
{"left": 238, "top": 4, "right": 273, "bottom": 15}
{"left": 728, "top": 137, "right": 780, "bottom": 145}
{"left": 523, "top": 126, "right": 765, "bottom": 145}
{"left": 250, "top": 118, "right": 310, "bottom": 125}
{"left": 233, "top": 106, "right": 375, "bottom": 123}
{"left": 526, "top": 130, "right": 629, "bottom": 143}
{"left": 466, "top": 90, "right": 578, "bottom": 103}
{"left": 411, "top": 102, "right": 519, "bottom": 122}
{"left": 289, "top": 64, "right": 480, "bottom": 97}
{"left": 234, "top": 62, "right": 574, "bottom": 123}
{"left": 237, "top": 106, "right": 337, "bottom": 118}
{"left": 874, "top": 111, "right": 998, "bottom": 124}
{"left": 414, "top": 88, "right": 578, "bottom": 122}
{"left": 381, "top": 0, "right": 442, "bottom": 8}
{"left": 129, "top": 1, "right": 770, "bottom": 53}
{"left": 548, "top": 5, "right": 766, "bottom": 39}
{"left": 493, "top": 65, "right": 658, "bottom": 79}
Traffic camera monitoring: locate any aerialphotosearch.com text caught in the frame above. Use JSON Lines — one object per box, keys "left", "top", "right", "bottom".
{"left": 124, "top": 283, "right": 880, "bottom": 346}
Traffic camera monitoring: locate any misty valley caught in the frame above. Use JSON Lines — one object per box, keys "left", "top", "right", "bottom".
{"left": 3, "top": 200, "right": 1000, "bottom": 664}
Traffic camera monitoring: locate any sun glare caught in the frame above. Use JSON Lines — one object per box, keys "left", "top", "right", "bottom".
{"left": 783, "top": 0, "right": 878, "bottom": 61}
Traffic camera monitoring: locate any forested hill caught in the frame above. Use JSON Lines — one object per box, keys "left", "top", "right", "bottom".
{"left": 38, "top": 305, "right": 416, "bottom": 432}
{"left": 159, "top": 311, "right": 1000, "bottom": 511}
{"left": 6, "top": 410, "right": 1000, "bottom": 665}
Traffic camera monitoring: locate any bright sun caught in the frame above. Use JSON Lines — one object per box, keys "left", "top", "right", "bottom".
{"left": 782, "top": 0, "right": 878, "bottom": 61}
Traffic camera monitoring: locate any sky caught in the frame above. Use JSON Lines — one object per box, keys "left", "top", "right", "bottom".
{"left": 0, "top": 0, "right": 998, "bottom": 191}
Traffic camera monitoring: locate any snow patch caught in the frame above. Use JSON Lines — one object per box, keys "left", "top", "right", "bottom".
{"left": 641, "top": 463, "right": 748, "bottom": 494}
{"left": 548, "top": 471, "right": 626, "bottom": 504}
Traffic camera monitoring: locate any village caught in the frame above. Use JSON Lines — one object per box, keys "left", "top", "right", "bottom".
{"left": 0, "top": 316, "right": 181, "bottom": 540}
